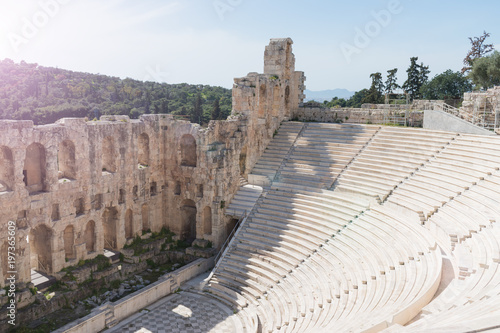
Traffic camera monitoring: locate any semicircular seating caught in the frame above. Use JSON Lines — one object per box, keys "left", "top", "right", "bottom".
{"left": 210, "top": 122, "right": 500, "bottom": 332}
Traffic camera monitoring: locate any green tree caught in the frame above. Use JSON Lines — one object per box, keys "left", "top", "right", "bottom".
{"left": 211, "top": 98, "right": 221, "bottom": 120}
{"left": 362, "top": 72, "right": 385, "bottom": 104}
{"left": 385, "top": 68, "right": 400, "bottom": 94}
{"left": 403, "top": 57, "right": 429, "bottom": 100}
{"left": 420, "top": 70, "right": 472, "bottom": 99}
{"left": 346, "top": 89, "right": 369, "bottom": 108}
{"left": 462, "top": 31, "right": 494, "bottom": 74}
{"left": 191, "top": 93, "right": 203, "bottom": 124}
{"left": 469, "top": 51, "right": 500, "bottom": 89}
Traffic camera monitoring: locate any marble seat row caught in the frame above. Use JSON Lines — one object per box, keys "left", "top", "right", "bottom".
{"left": 208, "top": 184, "right": 441, "bottom": 332}
{"left": 279, "top": 124, "right": 379, "bottom": 188}
{"left": 249, "top": 122, "right": 304, "bottom": 181}
{"left": 335, "top": 127, "right": 457, "bottom": 199}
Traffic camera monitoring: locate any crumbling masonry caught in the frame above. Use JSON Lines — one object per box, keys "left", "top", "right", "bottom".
{"left": 0, "top": 38, "right": 305, "bottom": 289}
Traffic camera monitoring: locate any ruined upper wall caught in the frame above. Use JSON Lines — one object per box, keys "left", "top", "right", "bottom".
{"left": 264, "top": 38, "right": 295, "bottom": 79}
{"left": 232, "top": 38, "right": 306, "bottom": 174}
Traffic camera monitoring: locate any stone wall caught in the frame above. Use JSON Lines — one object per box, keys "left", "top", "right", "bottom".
{"left": 233, "top": 38, "right": 306, "bottom": 175}
{"left": 292, "top": 107, "right": 423, "bottom": 126}
{"left": 0, "top": 38, "right": 305, "bottom": 289}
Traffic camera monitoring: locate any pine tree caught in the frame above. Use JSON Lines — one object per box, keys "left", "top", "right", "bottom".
{"left": 191, "top": 93, "right": 203, "bottom": 124}
{"left": 362, "top": 72, "right": 385, "bottom": 104}
{"left": 211, "top": 98, "right": 221, "bottom": 120}
{"left": 385, "top": 68, "right": 400, "bottom": 94}
{"left": 403, "top": 57, "right": 429, "bottom": 100}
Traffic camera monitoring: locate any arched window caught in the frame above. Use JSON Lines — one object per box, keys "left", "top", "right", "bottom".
{"left": 24, "top": 143, "right": 47, "bottom": 193}
{"left": 102, "top": 137, "right": 117, "bottom": 173}
{"left": 142, "top": 204, "right": 149, "bottom": 232}
{"left": 103, "top": 207, "right": 118, "bottom": 250}
{"left": 63, "top": 225, "right": 75, "bottom": 260}
{"left": 85, "top": 221, "right": 96, "bottom": 253}
{"left": 30, "top": 224, "right": 53, "bottom": 273}
{"left": 125, "top": 209, "right": 133, "bottom": 239}
{"left": 138, "top": 133, "right": 150, "bottom": 167}
{"left": 181, "top": 199, "right": 197, "bottom": 242}
{"left": 202, "top": 206, "right": 212, "bottom": 235}
{"left": 0, "top": 146, "right": 14, "bottom": 192}
{"left": 58, "top": 140, "right": 76, "bottom": 180}
{"left": 180, "top": 134, "right": 197, "bottom": 167}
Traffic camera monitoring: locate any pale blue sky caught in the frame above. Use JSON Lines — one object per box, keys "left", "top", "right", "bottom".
{"left": 0, "top": 0, "right": 499, "bottom": 91}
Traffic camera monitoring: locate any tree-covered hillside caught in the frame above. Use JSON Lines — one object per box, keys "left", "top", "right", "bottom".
{"left": 0, "top": 59, "right": 232, "bottom": 125}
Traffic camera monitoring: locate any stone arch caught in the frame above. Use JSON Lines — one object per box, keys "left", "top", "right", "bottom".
{"left": 103, "top": 207, "right": 118, "bottom": 250}
{"left": 85, "top": 221, "right": 96, "bottom": 253}
{"left": 125, "top": 209, "right": 133, "bottom": 239}
{"left": 63, "top": 225, "right": 75, "bottom": 260}
{"left": 141, "top": 204, "right": 149, "bottom": 232}
{"left": 180, "top": 199, "right": 197, "bottom": 243}
{"left": 102, "top": 136, "right": 117, "bottom": 173}
{"left": 138, "top": 133, "right": 150, "bottom": 167}
{"left": 0, "top": 146, "right": 14, "bottom": 192}
{"left": 180, "top": 134, "right": 197, "bottom": 167}
{"left": 30, "top": 224, "right": 53, "bottom": 273}
{"left": 202, "top": 206, "right": 212, "bottom": 235}
{"left": 58, "top": 140, "right": 76, "bottom": 180}
{"left": 23, "top": 143, "right": 47, "bottom": 193}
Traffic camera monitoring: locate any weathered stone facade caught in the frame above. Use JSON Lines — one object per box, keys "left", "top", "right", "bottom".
{"left": 0, "top": 38, "right": 305, "bottom": 289}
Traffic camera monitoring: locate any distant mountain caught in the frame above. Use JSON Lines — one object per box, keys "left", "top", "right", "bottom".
{"left": 304, "top": 89, "right": 355, "bottom": 102}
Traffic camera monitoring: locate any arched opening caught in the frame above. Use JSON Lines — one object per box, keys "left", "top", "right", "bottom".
{"left": 119, "top": 189, "right": 125, "bottom": 204}
{"left": 138, "top": 133, "right": 150, "bottom": 167}
{"left": 239, "top": 145, "right": 247, "bottom": 175}
{"left": 63, "top": 225, "right": 75, "bottom": 260}
{"left": 85, "top": 221, "right": 96, "bottom": 253}
{"left": 202, "top": 206, "right": 212, "bottom": 235}
{"left": 23, "top": 143, "right": 47, "bottom": 194}
{"left": 181, "top": 199, "right": 197, "bottom": 243}
{"left": 103, "top": 207, "right": 118, "bottom": 250}
{"left": 258, "top": 84, "right": 267, "bottom": 118}
{"left": 30, "top": 224, "right": 52, "bottom": 273}
{"left": 141, "top": 204, "right": 149, "bottom": 232}
{"left": 74, "top": 198, "right": 85, "bottom": 216}
{"left": 102, "top": 136, "right": 117, "bottom": 173}
{"left": 0, "top": 146, "right": 14, "bottom": 192}
{"left": 227, "top": 218, "right": 239, "bottom": 240}
{"left": 58, "top": 140, "right": 76, "bottom": 180}
{"left": 125, "top": 209, "right": 133, "bottom": 239}
{"left": 285, "top": 85, "right": 290, "bottom": 109}
{"left": 180, "top": 134, "right": 197, "bottom": 167}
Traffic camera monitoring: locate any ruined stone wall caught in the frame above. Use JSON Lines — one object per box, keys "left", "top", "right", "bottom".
{"left": 0, "top": 114, "right": 246, "bottom": 287}
{"left": 462, "top": 86, "right": 500, "bottom": 115}
{"left": 0, "top": 37, "right": 305, "bottom": 288}
{"left": 293, "top": 107, "right": 423, "bottom": 126}
{"left": 233, "top": 38, "right": 306, "bottom": 175}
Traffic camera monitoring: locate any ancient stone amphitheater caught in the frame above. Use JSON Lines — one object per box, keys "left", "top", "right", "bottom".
{"left": 203, "top": 41, "right": 500, "bottom": 332}
{"left": 2, "top": 38, "right": 500, "bottom": 332}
